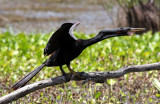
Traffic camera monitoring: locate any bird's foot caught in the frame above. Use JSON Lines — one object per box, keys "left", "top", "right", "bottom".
{"left": 72, "top": 71, "right": 81, "bottom": 78}
{"left": 62, "top": 73, "right": 71, "bottom": 82}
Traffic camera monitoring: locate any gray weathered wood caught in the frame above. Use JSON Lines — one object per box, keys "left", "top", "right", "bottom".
{"left": 0, "top": 62, "right": 160, "bottom": 104}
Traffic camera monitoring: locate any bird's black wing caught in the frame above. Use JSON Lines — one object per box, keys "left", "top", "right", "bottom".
{"left": 44, "top": 22, "right": 80, "bottom": 56}
{"left": 44, "top": 29, "right": 61, "bottom": 56}
{"left": 44, "top": 28, "right": 76, "bottom": 56}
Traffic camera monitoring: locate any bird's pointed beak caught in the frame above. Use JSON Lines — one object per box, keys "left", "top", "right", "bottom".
{"left": 130, "top": 28, "right": 146, "bottom": 32}
{"left": 128, "top": 28, "right": 145, "bottom": 35}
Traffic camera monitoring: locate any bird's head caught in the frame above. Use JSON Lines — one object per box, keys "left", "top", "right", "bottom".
{"left": 60, "top": 22, "right": 80, "bottom": 40}
{"left": 100, "top": 27, "right": 145, "bottom": 38}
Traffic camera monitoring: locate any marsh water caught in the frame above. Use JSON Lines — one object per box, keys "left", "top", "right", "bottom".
{"left": 0, "top": 0, "right": 116, "bottom": 34}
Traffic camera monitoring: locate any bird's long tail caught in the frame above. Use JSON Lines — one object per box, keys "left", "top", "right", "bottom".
{"left": 11, "top": 63, "right": 46, "bottom": 90}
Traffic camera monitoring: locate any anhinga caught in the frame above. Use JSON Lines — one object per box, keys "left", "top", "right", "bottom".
{"left": 12, "top": 22, "right": 145, "bottom": 90}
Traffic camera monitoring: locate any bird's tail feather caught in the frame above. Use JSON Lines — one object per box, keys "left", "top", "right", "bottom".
{"left": 11, "top": 63, "right": 46, "bottom": 90}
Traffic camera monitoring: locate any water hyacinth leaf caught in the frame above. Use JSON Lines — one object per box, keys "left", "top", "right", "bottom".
{"left": 95, "top": 91, "right": 101, "bottom": 99}
{"left": 107, "top": 79, "right": 117, "bottom": 86}
{"left": 156, "top": 94, "right": 160, "bottom": 98}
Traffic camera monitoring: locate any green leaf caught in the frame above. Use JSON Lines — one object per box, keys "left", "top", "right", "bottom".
{"left": 156, "top": 94, "right": 160, "bottom": 98}
{"left": 95, "top": 91, "right": 101, "bottom": 99}
{"left": 57, "top": 95, "right": 61, "bottom": 100}
{"left": 107, "top": 79, "right": 117, "bottom": 86}
{"left": 149, "top": 98, "right": 153, "bottom": 102}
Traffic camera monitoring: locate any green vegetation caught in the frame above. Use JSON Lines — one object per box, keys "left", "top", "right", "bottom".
{"left": 0, "top": 31, "right": 160, "bottom": 103}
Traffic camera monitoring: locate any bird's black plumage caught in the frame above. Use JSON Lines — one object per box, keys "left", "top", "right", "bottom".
{"left": 12, "top": 22, "right": 145, "bottom": 90}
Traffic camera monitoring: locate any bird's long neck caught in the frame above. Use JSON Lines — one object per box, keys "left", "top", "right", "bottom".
{"left": 83, "top": 34, "right": 102, "bottom": 48}
{"left": 83, "top": 30, "right": 120, "bottom": 48}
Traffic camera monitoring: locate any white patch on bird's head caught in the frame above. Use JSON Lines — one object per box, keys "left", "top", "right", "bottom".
{"left": 69, "top": 22, "right": 80, "bottom": 40}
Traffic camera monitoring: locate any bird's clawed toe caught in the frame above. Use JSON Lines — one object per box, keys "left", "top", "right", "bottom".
{"left": 62, "top": 73, "right": 71, "bottom": 82}
{"left": 72, "top": 72, "right": 81, "bottom": 78}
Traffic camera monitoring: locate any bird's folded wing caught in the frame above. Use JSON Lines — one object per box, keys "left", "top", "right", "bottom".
{"left": 44, "top": 29, "right": 75, "bottom": 56}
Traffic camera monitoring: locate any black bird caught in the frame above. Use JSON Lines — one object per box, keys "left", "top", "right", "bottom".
{"left": 12, "top": 22, "right": 145, "bottom": 90}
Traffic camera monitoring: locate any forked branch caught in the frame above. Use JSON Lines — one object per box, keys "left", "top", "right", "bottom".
{"left": 0, "top": 62, "right": 160, "bottom": 104}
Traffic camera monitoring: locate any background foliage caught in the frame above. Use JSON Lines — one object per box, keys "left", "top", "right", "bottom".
{"left": 0, "top": 31, "right": 160, "bottom": 103}
{"left": 102, "top": 0, "right": 160, "bottom": 32}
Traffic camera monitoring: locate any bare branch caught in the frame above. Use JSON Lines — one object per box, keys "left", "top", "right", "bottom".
{"left": 0, "top": 62, "right": 160, "bottom": 104}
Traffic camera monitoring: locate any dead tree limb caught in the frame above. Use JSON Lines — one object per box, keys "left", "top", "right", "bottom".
{"left": 0, "top": 62, "right": 160, "bottom": 104}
